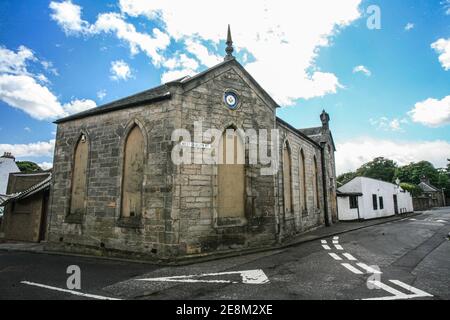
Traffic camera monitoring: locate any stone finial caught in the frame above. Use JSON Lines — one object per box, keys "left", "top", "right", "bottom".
{"left": 320, "top": 110, "right": 330, "bottom": 130}
{"left": 224, "top": 24, "right": 234, "bottom": 61}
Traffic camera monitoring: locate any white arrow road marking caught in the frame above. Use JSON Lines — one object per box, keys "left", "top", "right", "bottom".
{"left": 363, "top": 280, "right": 433, "bottom": 300}
{"left": 356, "top": 263, "right": 382, "bottom": 274}
{"left": 329, "top": 253, "right": 342, "bottom": 261}
{"left": 343, "top": 253, "right": 357, "bottom": 261}
{"left": 322, "top": 245, "right": 331, "bottom": 250}
{"left": 334, "top": 244, "right": 344, "bottom": 250}
{"left": 137, "top": 269, "right": 270, "bottom": 285}
{"left": 341, "top": 263, "right": 364, "bottom": 274}
{"left": 20, "top": 281, "right": 121, "bottom": 300}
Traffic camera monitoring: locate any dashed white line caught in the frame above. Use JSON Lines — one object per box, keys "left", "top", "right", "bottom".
{"left": 321, "top": 240, "right": 327, "bottom": 244}
{"left": 332, "top": 240, "right": 339, "bottom": 244}
{"left": 333, "top": 236, "right": 339, "bottom": 240}
{"left": 322, "top": 245, "right": 331, "bottom": 250}
{"left": 334, "top": 244, "right": 344, "bottom": 250}
{"left": 20, "top": 281, "right": 121, "bottom": 300}
{"left": 343, "top": 253, "right": 357, "bottom": 261}
{"left": 328, "top": 253, "right": 342, "bottom": 261}
{"left": 356, "top": 263, "right": 382, "bottom": 274}
{"left": 341, "top": 263, "right": 363, "bottom": 274}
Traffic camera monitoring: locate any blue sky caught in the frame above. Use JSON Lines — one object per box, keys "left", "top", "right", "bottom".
{"left": 0, "top": 0, "right": 449, "bottom": 173}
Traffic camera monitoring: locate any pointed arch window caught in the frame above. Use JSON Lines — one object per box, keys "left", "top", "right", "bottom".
{"left": 217, "top": 127, "right": 245, "bottom": 219}
{"left": 121, "top": 125, "right": 145, "bottom": 218}
{"left": 313, "top": 155, "right": 320, "bottom": 209}
{"left": 69, "top": 134, "right": 89, "bottom": 216}
{"left": 283, "top": 142, "right": 293, "bottom": 215}
{"left": 299, "top": 149, "right": 307, "bottom": 212}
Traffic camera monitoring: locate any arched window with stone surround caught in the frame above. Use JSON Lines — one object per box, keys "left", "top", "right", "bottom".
{"left": 313, "top": 155, "right": 320, "bottom": 209}
{"left": 299, "top": 149, "right": 307, "bottom": 212}
{"left": 69, "top": 134, "right": 89, "bottom": 216}
{"left": 121, "top": 125, "right": 145, "bottom": 218}
{"left": 283, "top": 141, "right": 293, "bottom": 215}
{"left": 217, "top": 127, "right": 246, "bottom": 219}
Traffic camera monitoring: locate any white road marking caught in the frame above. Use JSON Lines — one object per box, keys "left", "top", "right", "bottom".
{"left": 356, "top": 263, "right": 382, "bottom": 274}
{"left": 389, "top": 280, "right": 433, "bottom": 298}
{"left": 341, "top": 263, "right": 363, "bottom": 274}
{"left": 329, "top": 253, "right": 342, "bottom": 261}
{"left": 365, "top": 280, "right": 407, "bottom": 299}
{"left": 334, "top": 244, "right": 344, "bottom": 250}
{"left": 20, "top": 281, "right": 121, "bottom": 300}
{"left": 333, "top": 236, "right": 339, "bottom": 240}
{"left": 322, "top": 245, "right": 331, "bottom": 250}
{"left": 332, "top": 240, "right": 339, "bottom": 244}
{"left": 321, "top": 240, "right": 327, "bottom": 244}
{"left": 363, "top": 280, "right": 433, "bottom": 300}
{"left": 436, "top": 220, "right": 446, "bottom": 223}
{"left": 137, "top": 269, "right": 270, "bottom": 285}
{"left": 409, "top": 218, "right": 417, "bottom": 221}
{"left": 343, "top": 253, "right": 357, "bottom": 261}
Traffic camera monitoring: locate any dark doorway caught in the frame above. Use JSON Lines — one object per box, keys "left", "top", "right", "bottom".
{"left": 39, "top": 190, "right": 50, "bottom": 242}
{"left": 393, "top": 195, "right": 399, "bottom": 215}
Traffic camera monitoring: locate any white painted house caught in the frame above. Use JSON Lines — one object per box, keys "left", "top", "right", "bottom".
{"left": 0, "top": 152, "right": 20, "bottom": 216}
{"left": 337, "top": 177, "right": 413, "bottom": 221}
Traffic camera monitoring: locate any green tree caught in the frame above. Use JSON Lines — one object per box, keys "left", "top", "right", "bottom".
{"left": 400, "top": 183, "right": 423, "bottom": 197}
{"left": 356, "top": 157, "right": 398, "bottom": 182}
{"left": 337, "top": 172, "right": 358, "bottom": 186}
{"left": 16, "top": 161, "right": 42, "bottom": 173}
{"left": 394, "top": 161, "right": 439, "bottom": 186}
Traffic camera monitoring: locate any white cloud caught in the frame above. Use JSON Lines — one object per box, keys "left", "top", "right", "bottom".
{"left": 408, "top": 95, "right": 450, "bottom": 127}
{"left": 49, "top": 0, "right": 89, "bottom": 35}
{"left": 0, "top": 140, "right": 55, "bottom": 158}
{"left": 92, "top": 13, "right": 170, "bottom": 65}
{"left": 24, "top": 127, "right": 31, "bottom": 132}
{"left": 38, "top": 162, "right": 53, "bottom": 170}
{"left": 404, "top": 23, "right": 414, "bottom": 31}
{"left": 353, "top": 65, "right": 371, "bottom": 76}
{"left": 0, "top": 45, "right": 96, "bottom": 120}
{"left": 97, "top": 89, "right": 107, "bottom": 100}
{"left": 51, "top": 0, "right": 363, "bottom": 105}
{"left": 184, "top": 39, "right": 222, "bottom": 68}
{"left": 336, "top": 137, "right": 450, "bottom": 174}
{"left": 63, "top": 99, "right": 96, "bottom": 114}
{"left": 110, "top": 60, "right": 133, "bottom": 81}
{"left": 431, "top": 38, "right": 450, "bottom": 70}
{"left": 369, "top": 117, "right": 407, "bottom": 132}
{"left": 161, "top": 69, "right": 195, "bottom": 83}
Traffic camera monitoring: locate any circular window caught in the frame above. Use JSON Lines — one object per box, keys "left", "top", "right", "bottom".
{"left": 223, "top": 91, "right": 239, "bottom": 110}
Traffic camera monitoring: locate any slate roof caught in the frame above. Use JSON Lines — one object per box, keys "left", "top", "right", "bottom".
{"left": 55, "top": 85, "right": 172, "bottom": 124}
{"left": 0, "top": 174, "right": 51, "bottom": 207}
{"left": 418, "top": 181, "right": 440, "bottom": 193}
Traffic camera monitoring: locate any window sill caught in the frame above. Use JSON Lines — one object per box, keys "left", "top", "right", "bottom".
{"left": 65, "top": 213, "right": 83, "bottom": 224}
{"left": 117, "top": 217, "right": 143, "bottom": 229}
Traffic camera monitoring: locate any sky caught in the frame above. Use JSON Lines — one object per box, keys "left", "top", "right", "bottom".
{"left": 0, "top": 0, "right": 449, "bottom": 174}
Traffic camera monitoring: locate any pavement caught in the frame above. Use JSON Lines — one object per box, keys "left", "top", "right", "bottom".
{"left": 0, "top": 208, "right": 449, "bottom": 300}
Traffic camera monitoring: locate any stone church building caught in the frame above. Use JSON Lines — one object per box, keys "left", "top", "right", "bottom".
{"left": 46, "top": 28, "right": 337, "bottom": 261}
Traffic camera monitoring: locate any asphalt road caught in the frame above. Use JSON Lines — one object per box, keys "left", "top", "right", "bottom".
{"left": 1, "top": 208, "right": 449, "bottom": 300}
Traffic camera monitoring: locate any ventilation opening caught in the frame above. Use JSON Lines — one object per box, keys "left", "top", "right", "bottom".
{"left": 59, "top": 237, "right": 64, "bottom": 242}
{"left": 151, "top": 248, "right": 157, "bottom": 254}
{"left": 100, "top": 242, "right": 105, "bottom": 248}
